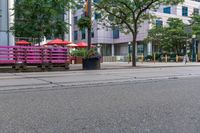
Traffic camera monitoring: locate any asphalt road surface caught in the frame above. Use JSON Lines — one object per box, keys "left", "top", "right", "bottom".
{"left": 1, "top": 67, "right": 200, "bottom": 133}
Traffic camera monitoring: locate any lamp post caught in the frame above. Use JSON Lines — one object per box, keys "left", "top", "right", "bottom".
{"left": 192, "top": 34, "right": 196, "bottom": 62}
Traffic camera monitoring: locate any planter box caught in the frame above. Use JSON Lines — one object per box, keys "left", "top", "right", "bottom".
{"left": 82, "top": 57, "right": 101, "bottom": 70}
{"left": 75, "top": 57, "right": 83, "bottom": 64}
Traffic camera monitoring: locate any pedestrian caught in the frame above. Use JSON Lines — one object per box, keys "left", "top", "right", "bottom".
{"left": 184, "top": 54, "right": 189, "bottom": 64}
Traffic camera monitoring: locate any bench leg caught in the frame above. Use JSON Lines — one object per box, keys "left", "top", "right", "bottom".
{"left": 47, "top": 64, "right": 53, "bottom": 71}
{"left": 65, "top": 63, "right": 69, "bottom": 70}
{"left": 22, "top": 64, "right": 27, "bottom": 70}
{"left": 13, "top": 64, "right": 22, "bottom": 72}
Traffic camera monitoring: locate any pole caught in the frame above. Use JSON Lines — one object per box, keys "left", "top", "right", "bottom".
{"left": 87, "top": 0, "right": 91, "bottom": 50}
{"left": 192, "top": 35, "right": 196, "bottom": 62}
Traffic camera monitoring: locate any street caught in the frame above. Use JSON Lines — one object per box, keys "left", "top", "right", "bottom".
{"left": 1, "top": 66, "right": 200, "bottom": 132}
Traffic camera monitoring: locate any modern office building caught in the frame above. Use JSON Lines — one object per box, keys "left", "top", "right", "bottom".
{"left": 0, "top": 0, "right": 15, "bottom": 46}
{"left": 72, "top": 0, "right": 200, "bottom": 59}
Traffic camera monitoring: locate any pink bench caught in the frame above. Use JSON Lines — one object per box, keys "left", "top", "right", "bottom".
{"left": 0, "top": 46, "right": 70, "bottom": 70}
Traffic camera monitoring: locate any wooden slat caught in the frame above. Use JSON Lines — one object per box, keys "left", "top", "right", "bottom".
{"left": 0, "top": 46, "right": 69, "bottom": 66}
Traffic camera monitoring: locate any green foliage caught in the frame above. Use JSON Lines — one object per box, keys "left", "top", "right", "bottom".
{"left": 145, "top": 55, "right": 153, "bottom": 61}
{"left": 11, "top": 0, "right": 75, "bottom": 42}
{"left": 146, "top": 18, "right": 190, "bottom": 55}
{"left": 77, "top": 17, "right": 91, "bottom": 30}
{"left": 71, "top": 48, "right": 100, "bottom": 59}
{"left": 84, "top": 48, "right": 100, "bottom": 59}
{"left": 191, "top": 15, "right": 200, "bottom": 38}
{"left": 71, "top": 49, "right": 87, "bottom": 57}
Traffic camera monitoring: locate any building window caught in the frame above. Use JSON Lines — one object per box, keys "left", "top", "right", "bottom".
{"left": 74, "top": 16, "right": 78, "bottom": 25}
{"left": 81, "top": 28, "right": 86, "bottom": 40}
{"left": 194, "top": 8, "right": 199, "bottom": 15}
{"left": 93, "top": 0, "right": 101, "bottom": 3}
{"left": 156, "top": 20, "right": 163, "bottom": 27}
{"left": 94, "top": 13, "right": 101, "bottom": 20}
{"left": 91, "top": 30, "right": 94, "bottom": 38}
{"left": 182, "top": 6, "right": 188, "bottom": 16}
{"left": 74, "top": 31, "right": 78, "bottom": 41}
{"left": 113, "top": 27, "right": 119, "bottom": 39}
{"left": 163, "top": 7, "right": 171, "bottom": 14}
{"left": 137, "top": 45, "right": 144, "bottom": 55}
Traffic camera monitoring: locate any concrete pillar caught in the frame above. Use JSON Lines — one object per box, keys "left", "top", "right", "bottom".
{"left": 8, "top": 0, "right": 15, "bottom": 46}
{"left": 0, "top": 0, "right": 15, "bottom": 46}
{"left": 147, "top": 42, "right": 152, "bottom": 55}
{"left": 64, "top": 10, "right": 72, "bottom": 42}
{"left": 97, "top": 44, "right": 101, "bottom": 55}
{"left": 112, "top": 44, "right": 115, "bottom": 56}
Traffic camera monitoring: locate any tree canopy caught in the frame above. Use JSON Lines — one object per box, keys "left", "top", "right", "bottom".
{"left": 11, "top": 0, "right": 75, "bottom": 43}
{"left": 95, "top": 0, "right": 184, "bottom": 66}
{"left": 191, "top": 14, "right": 200, "bottom": 38}
{"left": 146, "top": 18, "right": 190, "bottom": 55}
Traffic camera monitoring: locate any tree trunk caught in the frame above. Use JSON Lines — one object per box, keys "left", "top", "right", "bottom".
{"left": 132, "top": 34, "right": 137, "bottom": 67}
{"left": 87, "top": 0, "right": 91, "bottom": 50}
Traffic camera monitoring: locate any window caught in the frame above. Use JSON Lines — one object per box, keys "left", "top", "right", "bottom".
{"left": 74, "top": 16, "right": 78, "bottom": 25}
{"left": 94, "top": 13, "right": 101, "bottom": 20}
{"left": 81, "top": 28, "right": 86, "bottom": 40}
{"left": 182, "top": 6, "right": 188, "bottom": 16}
{"left": 194, "top": 8, "right": 199, "bottom": 15}
{"left": 74, "top": 31, "right": 78, "bottom": 41}
{"left": 93, "top": 0, "right": 101, "bottom": 3}
{"left": 91, "top": 31, "right": 94, "bottom": 38}
{"left": 113, "top": 27, "right": 119, "bottom": 39}
{"left": 156, "top": 20, "right": 163, "bottom": 27}
{"left": 137, "top": 45, "right": 144, "bottom": 54}
{"left": 163, "top": 7, "right": 171, "bottom": 14}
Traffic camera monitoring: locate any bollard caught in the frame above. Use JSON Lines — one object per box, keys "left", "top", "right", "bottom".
{"left": 141, "top": 54, "right": 144, "bottom": 64}
{"left": 153, "top": 53, "right": 156, "bottom": 64}
{"left": 196, "top": 54, "right": 198, "bottom": 62}
{"left": 165, "top": 54, "right": 168, "bottom": 63}
{"left": 176, "top": 55, "right": 179, "bottom": 63}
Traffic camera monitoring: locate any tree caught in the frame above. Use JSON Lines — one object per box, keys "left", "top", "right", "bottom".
{"left": 146, "top": 18, "right": 190, "bottom": 55}
{"left": 11, "top": 0, "right": 75, "bottom": 44}
{"left": 95, "top": 0, "right": 184, "bottom": 66}
{"left": 191, "top": 14, "right": 200, "bottom": 38}
{"left": 145, "top": 24, "right": 165, "bottom": 52}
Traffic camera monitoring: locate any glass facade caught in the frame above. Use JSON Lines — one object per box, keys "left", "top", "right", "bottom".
{"left": 182, "top": 6, "right": 188, "bottom": 16}
{"left": 81, "top": 28, "right": 86, "bottom": 40}
{"left": 163, "top": 7, "right": 171, "bottom": 14}
{"left": 74, "top": 31, "right": 78, "bottom": 41}
{"left": 113, "top": 27, "right": 119, "bottom": 39}
{"left": 156, "top": 20, "right": 163, "bottom": 27}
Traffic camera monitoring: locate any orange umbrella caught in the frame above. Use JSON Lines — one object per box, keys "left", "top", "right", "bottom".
{"left": 16, "top": 40, "right": 31, "bottom": 45}
{"left": 47, "top": 39, "right": 72, "bottom": 45}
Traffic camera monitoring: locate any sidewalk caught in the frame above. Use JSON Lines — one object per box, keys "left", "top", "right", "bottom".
{"left": 0, "top": 62, "right": 200, "bottom": 73}
{"left": 69, "top": 62, "right": 200, "bottom": 70}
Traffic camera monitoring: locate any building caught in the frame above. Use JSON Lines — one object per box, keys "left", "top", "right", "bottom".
{"left": 72, "top": 0, "right": 200, "bottom": 59}
{"left": 0, "top": 0, "right": 15, "bottom": 46}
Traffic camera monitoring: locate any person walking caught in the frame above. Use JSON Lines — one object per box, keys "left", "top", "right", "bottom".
{"left": 184, "top": 54, "right": 189, "bottom": 64}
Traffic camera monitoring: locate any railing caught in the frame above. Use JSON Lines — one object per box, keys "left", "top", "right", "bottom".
{"left": 0, "top": 46, "right": 69, "bottom": 70}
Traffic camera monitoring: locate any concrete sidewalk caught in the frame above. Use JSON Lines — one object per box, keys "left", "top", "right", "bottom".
{"left": 0, "top": 62, "right": 200, "bottom": 72}
{"left": 70, "top": 62, "right": 200, "bottom": 70}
